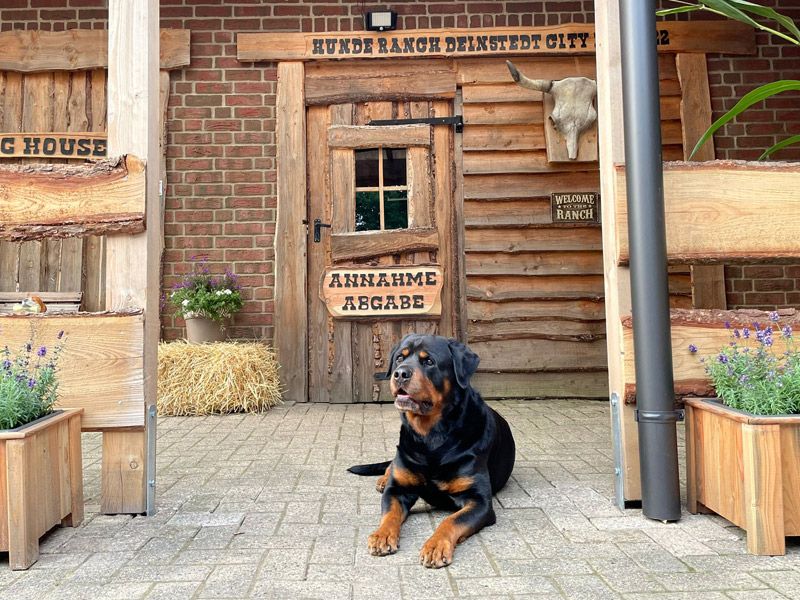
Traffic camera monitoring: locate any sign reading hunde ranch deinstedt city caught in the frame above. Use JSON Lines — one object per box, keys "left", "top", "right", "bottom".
{"left": 551, "top": 192, "right": 600, "bottom": 224}
{"left": 321, "top": 266, "right": 443, "bottom": 318}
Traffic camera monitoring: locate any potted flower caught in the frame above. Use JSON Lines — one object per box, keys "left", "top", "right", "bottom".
{"left": 0, "top": 328, "right": 84, "bottom": 570}
{"left": 685, "top": 311, "right": 800, "bottom": 556}
{"left": 166, "top": 258, "right": 244, "bottom": 343}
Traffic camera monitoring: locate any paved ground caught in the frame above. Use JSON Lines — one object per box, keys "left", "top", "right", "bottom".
{"left": 2, "top": 399, "right": 800, "bottom": 599}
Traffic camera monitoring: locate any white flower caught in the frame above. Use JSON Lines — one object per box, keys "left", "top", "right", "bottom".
{"left": 215, "top": 290, "right": 224, "bottom": 296}
{"left": 224, "top": 289, "right": 232, "bottom": 295}
{"left": 182, "top": 299, "right": 190, "bottom": 306}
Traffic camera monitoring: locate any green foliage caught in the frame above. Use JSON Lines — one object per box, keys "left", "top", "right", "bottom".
{"left": 696, "top": 313, "right": 800, "bottom": 415}
{"left": 0, "top": 330, "right": 66, "bottom": 430}
{"left": 659, "top": 2, "right": 800, "bottom": 160}
{"left": 166, "top": 258, "right": 244, "bottom": 322}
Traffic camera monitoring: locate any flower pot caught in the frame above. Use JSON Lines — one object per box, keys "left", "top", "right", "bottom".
{"left": 685, "top": 398, "right": 800, "bottom": 556}
{"left": 185, "top": 315, "right": 228, "bottom": 343}
{"left": 0, "top": 407, "right": 84, "bottom": 569}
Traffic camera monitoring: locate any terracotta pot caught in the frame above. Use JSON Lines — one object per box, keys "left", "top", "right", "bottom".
{"left": 185, "top": 315, "right": 228, "bottom": 343}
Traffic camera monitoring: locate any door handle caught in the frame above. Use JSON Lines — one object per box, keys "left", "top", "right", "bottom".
{"left": 313, "top": 219, "right": 331, "bottom": 242}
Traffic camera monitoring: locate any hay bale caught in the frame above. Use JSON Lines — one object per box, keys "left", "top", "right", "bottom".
{"left": 158, "top": 341, "right": 282, "bottom": 416}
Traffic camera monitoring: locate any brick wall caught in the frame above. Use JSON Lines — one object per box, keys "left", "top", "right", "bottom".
{"left": 2, "top": 1, "right": 800, "bottom": 337}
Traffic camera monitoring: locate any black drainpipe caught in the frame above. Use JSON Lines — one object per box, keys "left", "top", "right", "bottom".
{"left": 619, "top": 0, "right": 681, "bottom": 522}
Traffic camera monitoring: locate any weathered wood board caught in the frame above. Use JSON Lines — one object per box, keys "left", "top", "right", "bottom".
{"left": 0, "top": 155, "right": 146, "bottom": 242}
{"left": 622, "top": 308, "right": 800, "bottom": 403}
{"left": 0, "top": 312, "right": 144, "bottom": 429}
{"left": 0, "top": 29, "right": 190, "bottom": 72}
{"left": 615, "top": 161, "right": 800, "bottom": 264}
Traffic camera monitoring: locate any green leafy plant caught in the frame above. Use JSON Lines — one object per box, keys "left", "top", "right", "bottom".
{"left": 166, "top": 258, "right": 244, "bottom": 323}
{"left": 0, "top": 329, "right": 66, "bottom": 430}
{"left": 658, "top": 1, "right": 800, "bottom": 160}
{"left": 691, "top": 312, "right": 800, "bottom": 415}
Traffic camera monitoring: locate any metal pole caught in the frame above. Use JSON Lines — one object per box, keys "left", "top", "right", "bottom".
{"left": 619, "top": 0, "right": 681, "bottom": 521}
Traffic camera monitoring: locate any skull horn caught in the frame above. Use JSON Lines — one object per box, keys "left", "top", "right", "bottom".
{"left": 506, "top": 60, "right": 553, "bottom": 93}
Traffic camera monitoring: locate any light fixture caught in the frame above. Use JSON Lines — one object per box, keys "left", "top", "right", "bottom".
{"left": 365, "top": 10, "right": 397, "bottom": 31}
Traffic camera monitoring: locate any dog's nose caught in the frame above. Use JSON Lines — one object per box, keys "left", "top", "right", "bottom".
{"left": 393, "top": 367, "right": 412, "bottom": 383}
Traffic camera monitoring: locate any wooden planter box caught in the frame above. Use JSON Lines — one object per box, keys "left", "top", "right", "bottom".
{"left": 0, "top": 408, "right": 84, "bottom": 570}
{"left": 685, "top": 398, "right": 800, "bottom": 556}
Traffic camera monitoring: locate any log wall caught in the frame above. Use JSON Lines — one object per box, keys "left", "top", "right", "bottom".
{"left": 461, "top": 54, "right": 691, "bottom": 399}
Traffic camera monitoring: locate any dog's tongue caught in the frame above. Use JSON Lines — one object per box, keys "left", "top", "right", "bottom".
{"left": 394, "top": 393, "right": 416, "bottom": 410}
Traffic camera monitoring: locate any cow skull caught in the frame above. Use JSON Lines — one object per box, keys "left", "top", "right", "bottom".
{"left": 506, "top": 61, "right": 597, "bottom": 160}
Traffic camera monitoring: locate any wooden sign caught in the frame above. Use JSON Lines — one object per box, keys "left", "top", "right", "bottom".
{"left": 237, "top": 22, "right": 755, "bottom": 62}
{"left": 321, "top": 265, "right": 443, "bottom": 318}
{"left": 0, "top": 133, "right": 107, "bottom": 159}
{"left": 551, "top": 192, "right": 600, "bottom": 223}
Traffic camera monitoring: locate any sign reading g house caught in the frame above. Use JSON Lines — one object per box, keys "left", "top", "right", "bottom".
{"left": 0, "top": 133, "right": 107, "bottom": 159}
{"left": 322, "top": 265, "right": 443, "bottom": 318}
{"left": 551, "top": 192, "right": 600, "bottom": 224}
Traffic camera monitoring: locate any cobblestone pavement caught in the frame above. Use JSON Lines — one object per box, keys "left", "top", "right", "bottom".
{"left": 2, "top": 399, "right": 800, "bottom": 599}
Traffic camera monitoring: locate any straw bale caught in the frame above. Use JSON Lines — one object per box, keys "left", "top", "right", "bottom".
{"left": 158, "top": 340, "right": 282, "bottom": 416}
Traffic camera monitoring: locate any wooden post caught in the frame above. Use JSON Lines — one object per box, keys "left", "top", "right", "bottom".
{"left": 104, "top": 0, "right": 160, "bottom": 515}
{"left": 595, "top": 0, "right": 641, "bottom": 503}
{"left": 677, "top": 53, "right": 727, "bottom": 310}
{"left": 742, "top": 424, "right": 785, "bottom": 555}
{"left": 274, "top": 62, "right": 308, "bottom": 402}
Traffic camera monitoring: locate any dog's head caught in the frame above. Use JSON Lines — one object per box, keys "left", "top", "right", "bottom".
{"left": 386, "top": 334, "right": 480, "bottom": 419}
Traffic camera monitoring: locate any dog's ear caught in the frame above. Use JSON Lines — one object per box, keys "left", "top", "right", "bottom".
{"left": 448, "top": 338, "right": 480, "bottom": 389}
{"left": 386, "top": 334, "right": 414, "bottom": 377}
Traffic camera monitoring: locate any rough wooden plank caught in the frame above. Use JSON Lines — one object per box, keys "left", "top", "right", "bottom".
{"left": 468, "top": 318, "right": 606, "bottom": 342}
{"left": 462, "top": 124, "right": 546, "bottom": 152}
{"left": 0, "top": 156, "right": 146, "bottom": 242}
{"left": 471, "top": 337, "right": 608, "bottom": 372}
{"left": 306, "top": 72, "right": 455, "bottom": 104}
{"left": 307, "top": 105, "right": 329, "bottom": 404}
{"left": 273, "top": 62, "right": 308, "bottom": 403}
{"left": 328, "top": 124, "right": 431, "bottom": 149}
{"left": 432, "top": 100, "right": 456, "bottom": 337}
{"left": 330, "top": 228, "right": 438, "bottom": 263}
{"left": 464, "top": 198, "right": 551, "bottom": 226}
{"left": 743, "top": 424, "right": 786, "bottom": 555}
{"left": 353, "top": 322, "right": 375, "bottom": 403}
{"left": 468, "top": 298, "right": 605, "bottom": 322}
{"left": 466, "top": 251, "right": 603, "bottom": 276}
{"left": 465, "top": 227, "right": 601, "bottom": 252}
{"left": 0, "top": 313, "right": 145, "bottom": 429}
{"left": 462, "top": 101, "right": 543, "bottom": 125}
{"left": 5, "top": 439, "right": 38, "bottom": 569}
{"left": 467, "top": 275, "right": 605, "bottom": 301}
{"left": 615, "top": 161, "right": 800, "bottom": 264}
{"left": 82, "top": 236, "right": 106, "bottom": 312}
{"left": 465, "top": 171, "right": 600, "bottom": 199}
{"left": 67, "top": 73, "right": 90, "bottom": 134}
{"left": 0, "top": 29, "right": 190, "bottom": 72}
{"left": 463, "top": 150, "right": 594, "bottom": 175}
{"left": 472, "top": 371, "right": 608, "bottom": 399}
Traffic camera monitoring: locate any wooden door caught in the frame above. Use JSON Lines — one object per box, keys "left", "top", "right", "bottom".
{"left": 307, "top": 100, "right": 457, "bottom": 403}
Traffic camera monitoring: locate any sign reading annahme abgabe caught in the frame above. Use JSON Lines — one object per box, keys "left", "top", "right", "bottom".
{"left": 551, "top": 192, "right": 600, "bottom": 224}
{"left": 0, "top": 133, "right": 107, "bottom": 159}
{"left": 321, "top": 265, "right": 443, "bottom": 318}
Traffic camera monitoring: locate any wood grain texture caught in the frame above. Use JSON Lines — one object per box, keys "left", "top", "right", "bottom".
{"left": 743, "top": 423, "right": 785, "bottom": 555}
{"left": 465, "top": 227, "right": 601, "bottom": 252}
{"left": 238, "top": 22, "right": 754, "bottom": 61}
{"left": 0, "top": 29, "right": 190, "bottom": 72}
{"left": 0, "top": 313, "right": 144, "bottom": 429}
{"left": 101, "top": 429, "right": 145, "bottom": 514}
{"left": 0, "top": 156, "right": 146, "bottom": 242}
{"left": 472, "top": 371, "right": 608, "bottom": 399}
{"left": 330, "top": 228, "right": 438, "bottom": 263}
{"left": 465, "top": 251, "right": 603, "bottom": 276}
{"left": 615, "top": 161, "right": 800, "bottom": 264}
{"left": 471, "top": 337, "right": 607, "bottom": 372}
{"left": 274, "top": 62, "right": 308, "bottom": 403}
{"left": 328, "top": 124, "right": 431, "bottom": 148}
{"left": 464, "top": 171, "right": 600, "bottom": 199}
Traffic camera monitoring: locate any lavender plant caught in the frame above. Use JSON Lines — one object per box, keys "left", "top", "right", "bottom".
{"left": 692, "top": 312, "right": 800, "bottom": 415}
{"left": 166, "top": 257, "right": 244, "bottom": 323}
{"left": 0, "top": 329, "right": 66, "bottom": 430}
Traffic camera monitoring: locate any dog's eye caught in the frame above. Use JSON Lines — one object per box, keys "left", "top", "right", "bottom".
{"left": 425, "top": 358, "right": 435, "bottom": 366}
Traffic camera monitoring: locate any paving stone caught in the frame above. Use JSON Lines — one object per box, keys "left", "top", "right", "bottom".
{"left": 197, "top": 564, "right": 258, "bottom": 598}
{"left": 555, "top": 574, "right": 622, "bottom": 599}
{"left": 455, "top": 575, "right": 558, "bottom": 596}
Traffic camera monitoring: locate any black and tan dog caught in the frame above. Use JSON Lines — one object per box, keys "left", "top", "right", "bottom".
{"left": 348, "top": 334, "right": 516, "bottom": 568}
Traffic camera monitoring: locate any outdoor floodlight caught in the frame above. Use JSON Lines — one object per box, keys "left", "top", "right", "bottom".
{"left": 365, "top": 11, "right": 397, "bottom": 31}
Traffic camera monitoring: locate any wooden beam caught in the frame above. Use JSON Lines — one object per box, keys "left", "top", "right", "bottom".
{"left": 0, "top": 29, "right": 190, "bottom": 72}
{"left": 237, "top": 22, "right": 754, "bottom": 62}
{"left": 330, "top": 228, "right": 438, "bottom": 263}
{"left": 615, "top": 161, "right": 800, "bottom": 264}
{"left": 0, "top": 156, "right": 145, "bottom": 242}
{"left": 274, "top": 62, "right": 308, "bottom": 403}
{"left": 328, "top": 124, "right": 431, "bottom": 148}
{"left": 0, "top": 313, "right": 144, "bottom": 429}
{"left": 105, "top": 0, "right": 160, "bottom": 516}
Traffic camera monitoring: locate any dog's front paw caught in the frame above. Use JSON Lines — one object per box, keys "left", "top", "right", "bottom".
{"left": 367, "top": 528, "right": 399, "bottom": 556}
{"left": 419, "top": 535, "right": 454, "bottom": 568}
{"left": 376, "top": 473, "right": 389, "bottom": 493}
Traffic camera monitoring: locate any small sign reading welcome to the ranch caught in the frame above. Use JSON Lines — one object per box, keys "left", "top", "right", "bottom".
{"left": 321, "top": 266, "right": 443, "bottom": 318}
{"left": 551, "top": 192, "right": 600, "bottom": 224}
{"left": 0, "top": 133, "right": 107, "bottom": 159}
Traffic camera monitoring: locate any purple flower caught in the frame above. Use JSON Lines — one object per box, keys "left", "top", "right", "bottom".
{"left": 769, "top": 311, "right": 780, "bottom": 322}
{"left": 727, "top": 367, "right": 734, "bottom": 376}
{"left": 1, "top": 359, "right": 10, "bottom": 370}
{"left": 37, "top": 347, "right": 46, "bottom": 357}
{"left": 27, "top": 378, "right": 35, "bottom": 388}
{"left": 783, "top": 326, "right": 792, "bottom": 338}
{"left": 725, "top": 321, "right": 731, "bottom": 329}
{"left": 739, "top": 374, "right": 750, "bottom": 385}
{"left": 742, "top": 328, "right": 750, "bottom": 339}
{"left": 25, "top": 343, "right": 31, "bottom": 352}
{"left": 734, "top": 329, "right": 740, "bottom": 338}
{"left": 754, "top": 322, "right": 760, "bottom": 331}
{"left": 688, "top": 344, "right": 698, "bottom": 353}
{"left": 58, "top": 331, "right": 64, "bottom": 340}
{"left": 717, "top": 353, "right": 729, "bottom": 364}
{"left": 764, "top": 336, "right": 774, "bottom": 347}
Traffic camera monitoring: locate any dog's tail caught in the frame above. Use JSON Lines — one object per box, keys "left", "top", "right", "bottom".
{"left": 347, "top": 460, "right": 391, "bottom": 476}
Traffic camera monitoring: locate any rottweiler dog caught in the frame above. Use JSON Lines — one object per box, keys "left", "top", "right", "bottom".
{"left": 348, "top": 334, "right": 516, "bottom": 568}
